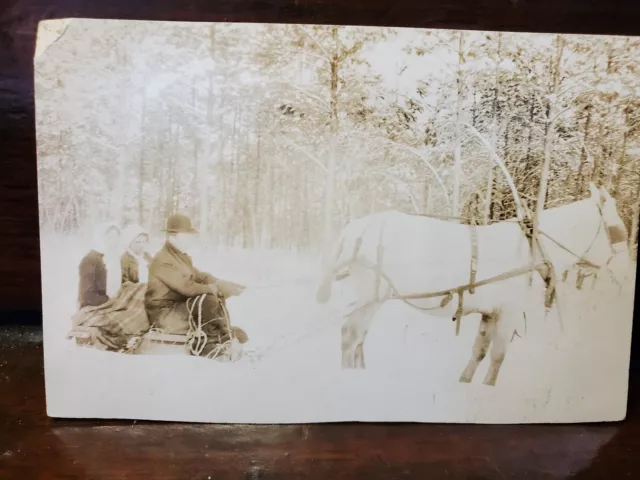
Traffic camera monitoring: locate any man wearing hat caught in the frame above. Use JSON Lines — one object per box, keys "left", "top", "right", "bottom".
{"left": 144, "top": 213, "right": 248, "bottom": 358}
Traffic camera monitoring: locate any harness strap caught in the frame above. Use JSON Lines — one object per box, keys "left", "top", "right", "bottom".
{"left": 538, "top": 229, "right": 600, "bottom": 270}
{"left": 452, "top": 224, "right": 478, "bottom": 336}
{"left": 395, "top": 262, "right": 547, "bottom": 301}
{"left": 520, "top": 203, "right": 557, "bottom": 310}
{"left": 353, "top": 237, "right": 363, "bottom": 260}
{"left": 469, "top": 225, "right": 478, "bottom": 294}
{"left": 453, "top": 292, "right": 463, "bottom": 336}
{"left": 520, "top": 204, "right": 535, "bottom": 286}
{"left": 375, "top": 247, "right": 384, "bottom": 301}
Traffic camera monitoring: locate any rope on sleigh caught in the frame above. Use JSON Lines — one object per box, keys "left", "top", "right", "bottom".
{"left": 186, "top": 293, "right": 233, "bottom": 359}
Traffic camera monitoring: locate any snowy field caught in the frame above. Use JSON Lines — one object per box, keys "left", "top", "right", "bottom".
{"left": 41, "top": 234, "right": 637, "bottom": 423}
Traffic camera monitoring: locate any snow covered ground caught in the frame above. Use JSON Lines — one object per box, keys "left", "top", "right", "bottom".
{"left": 41, "top": 234, "right": 637, "bottom": 423}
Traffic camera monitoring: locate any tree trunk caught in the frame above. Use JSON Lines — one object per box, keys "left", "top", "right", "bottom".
{"left": 113, "top": 154, "right": 127, "bottom": 226}
{"left": 484, "top": 33, "right": 502, "bottom": 224}
{"left": 176, "top": 130, "right": 182, "bottom": 212}
{"left": 199, "top": 26, "right": 216, "bottom": 240}
{"left": 216, "top": 96, "right": 227, "bottom": 246}
{"left": 611, "top": 107, "right": 630, "bottom": 198}
{"left": 111, "top": 45, "right": 131, "bottom": 226}
{"left": 536, "top": 35, "right": 564, "bottom": 223}
{"left": 163, "top": 124, "right": 175, "bottom": 222}
{"left": 452, "top": 31, "right": 465, "bottom": 216}
{"left": 471, "top": 90, "right": 478, "bottom": 128}
{"left": 266, "top": 145, "right": 274, "bottom": 249}
{"left": 423, "top": 181, "right": 431, "bottom": 214}
{"left": 192, "top": 137, "right": 200, "bottom": 220}
{"left": 601, "top": 44, "right": 617, "bottom": 185}
{"left": 576, "top": 106, "right": 592, "bottom": 198}
{"left": 592, "top": 114, "right": 606, "bottom": 186}
{"left": 254, "top": 118, "right": 262, "bottom": 248}
{"left": 190, "top": 77, "right": 199, "bottom": 220}
{"left": 199, "top": 74, "right": 214, "bottom": 240}
{"left": 154, "top": 130, "right": 166, "bottom": 233}
{"left": 171, "top": 124, "right": 180, "bottom": 213}
{"left": 523, "top": 90, "right": 536, "bottom": 183}
{"left": 231, "top": 104, "right": 241, "bottom": 246}
{"left": 138, "top": 89, "right": 147, "bottom": 227}
{"left": 592, "top": 45, "right": 615, "bottom": 188}
{"left": 323, "top": 26, "right": 340, "bottom": 257}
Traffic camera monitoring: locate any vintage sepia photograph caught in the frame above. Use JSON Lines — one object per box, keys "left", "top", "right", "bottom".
{"left": 35, "top": 18, "right": 639, "bottom": 423}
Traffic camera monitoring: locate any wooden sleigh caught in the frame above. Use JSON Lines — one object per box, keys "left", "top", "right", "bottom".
{"left": 66, "top": 285, "right": 242, "bottom": 359}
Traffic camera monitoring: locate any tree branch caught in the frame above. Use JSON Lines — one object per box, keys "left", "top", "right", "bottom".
{"left": 369, "top": 172, "right": 421, "bottom": 213}
{"left": 461, "top": 122, "right": 525, "bottom": 220}
{"left": 548, "top": 105, "right": 575, "bottom": 126}
{"left": 277, "top": 133, "right": 328, "bottom": 173}
{"left": 295, "top": 25, "right": 332, "bottom": 61}
{"left": 274, "top": 83, "right": 332, "bottom": 112}
{"left": 380, "top": 139, "right": 450, "bottom": 206}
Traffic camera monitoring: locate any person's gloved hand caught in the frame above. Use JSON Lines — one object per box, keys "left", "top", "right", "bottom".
{"left": 216, "top": 280, "right": 246, "bottom": 298}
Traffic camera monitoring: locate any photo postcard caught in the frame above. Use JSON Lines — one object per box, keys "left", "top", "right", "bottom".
{"left": 35, "top": 18, "right": 640, "bottom": 423}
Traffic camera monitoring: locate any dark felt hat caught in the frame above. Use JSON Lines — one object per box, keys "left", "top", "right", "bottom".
{"left": 164, "top": 214, "right": 198, "bottom": 234}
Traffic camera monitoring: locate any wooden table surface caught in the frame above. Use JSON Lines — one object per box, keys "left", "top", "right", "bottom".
{"left": 2, "top": 1, "right": 640, "bottom": 478}
{"left": 0, "top": 325, "right": 638, "bottom": 479}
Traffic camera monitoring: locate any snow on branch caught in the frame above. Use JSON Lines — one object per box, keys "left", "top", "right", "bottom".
{"left": 384, "top": 140, "right": 450, "bottom": 206}
{"left": 277, "top": 133, "right": 328, "bottom": 173}
{"left": 461, "top": 122, "right": 525, "bottom": 220}
{"left": 369, "top": 171, "right": 421, "bottom": 213}
{"left": 346, "top": 129, "right": 450, "bottom": 205}
{"left": 295, "top": 25, "right": 333, "bottom": 61}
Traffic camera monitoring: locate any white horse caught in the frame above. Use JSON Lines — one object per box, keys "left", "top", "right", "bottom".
{"left": 316, "top": 183, "right": 628, "bottom": 386}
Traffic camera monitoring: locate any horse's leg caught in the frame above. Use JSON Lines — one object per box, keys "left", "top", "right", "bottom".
{"left": 459, "top": 313, "right": 495, "bottom": 383}
{"left": 341, "top": 318, "right": 358, "bottom": 368}
{"left": 354, "top": 343, "right": 365, "bottom": 368}
{"left": 341, "top": 301, "right": 381, "bottom": 369}
{"left": 483, "top": 313, "right": 511, "bottom": 386}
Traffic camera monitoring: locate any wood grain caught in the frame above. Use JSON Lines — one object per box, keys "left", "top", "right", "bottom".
{"left": 2, "top": 0, "right": 640, "bottom": 311}
{"left": 2, "top": 4, "right": 640, "bottom": 477}
{"left": 0, "top": 326, "right": 639, "bottom": 478}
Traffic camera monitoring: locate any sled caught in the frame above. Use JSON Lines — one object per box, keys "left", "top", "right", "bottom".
{"left": 67, "top": 329, "right": 190, "bottom": 355}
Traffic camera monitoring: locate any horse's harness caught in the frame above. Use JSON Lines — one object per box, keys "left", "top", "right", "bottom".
{"left": 545, "top": 200, "right": 625, "bottom": 289}
{"left": 339, "top": 198, "right": 622, "bottom": 336}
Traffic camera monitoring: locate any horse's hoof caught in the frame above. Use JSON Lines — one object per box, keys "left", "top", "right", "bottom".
{"left": 342, "top": 361, "right": 364, "bottom": 369}
{"left": 459, "top": 376, "right": 472, "bottom": 383}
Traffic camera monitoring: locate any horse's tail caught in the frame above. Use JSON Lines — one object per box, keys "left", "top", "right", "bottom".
{"left": 316, "top": 236, "right": 346, "bottom": 304}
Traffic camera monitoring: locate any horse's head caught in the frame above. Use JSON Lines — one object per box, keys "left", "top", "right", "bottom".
{"left": 586, "top": 182, "right": 629, "bottom": 266}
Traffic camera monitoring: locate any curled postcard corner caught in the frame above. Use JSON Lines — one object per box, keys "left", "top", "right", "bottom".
{"left": 35, "top": 19, "right": 72, "bottom": 59}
